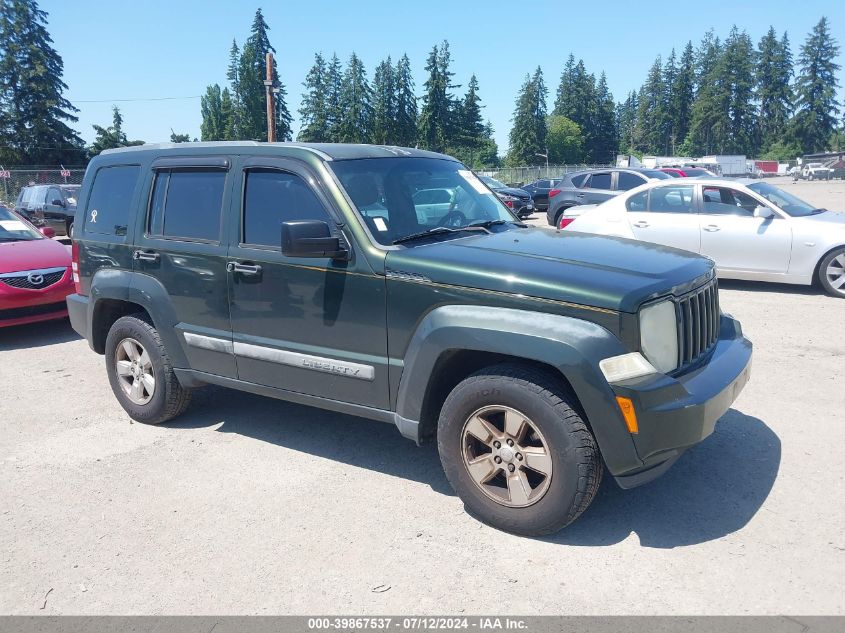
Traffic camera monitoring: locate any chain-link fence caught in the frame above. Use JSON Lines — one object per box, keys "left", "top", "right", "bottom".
{"left": 477, "top": 164, "right": 613, "bottom": 187}
{"left": 0, "top": 167, "right": 86, "bottom": 206}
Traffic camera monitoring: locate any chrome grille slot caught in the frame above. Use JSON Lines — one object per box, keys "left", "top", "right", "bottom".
{"left": 677, "top": 279, "right": 720, "bottom": 368}
{"left": 0, "top": 268, "right": 66, "bottom": 290}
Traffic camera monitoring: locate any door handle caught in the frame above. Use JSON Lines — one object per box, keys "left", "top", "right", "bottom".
{"left": 633, "top": 221, "right": 650, "bottom": 228}
{"left": 703, "top": 225, "right": 721, "bottom": 232}
{"left": 576, "top": 193, "right": 586, "bottom": 198}
{"left": 227, "top": 261, "right": 262, "bottom": 275}
{"left": 133, "top": 250, "right": 160, "bottom": 262}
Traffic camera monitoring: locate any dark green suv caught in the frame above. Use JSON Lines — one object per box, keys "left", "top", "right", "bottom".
{"left": 67, "top": 142, "right": 752, "bottom": 535}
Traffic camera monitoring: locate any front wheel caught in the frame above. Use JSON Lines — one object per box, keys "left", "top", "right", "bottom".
{"left": 818, "top": 247, "right": 845, "bottom": 298}
{"left": 437, "top": 363, "right": 602, "bottom": 536}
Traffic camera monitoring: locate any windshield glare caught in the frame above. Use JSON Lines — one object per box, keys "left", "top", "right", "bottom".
{"left": 0, "top": 207, "right": 42, "bottom": 241}
{"left": 747, "top": 182, "right": 817, "bottom": 217}
{"left": 331, "top": 158, "right": 517, "bottom": 245}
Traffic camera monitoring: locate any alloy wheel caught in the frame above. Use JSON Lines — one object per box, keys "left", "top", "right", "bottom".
{"left": 826, "top": 253, "right": 845, "bottom": 293}
{"left": 460, "top": 405, "right": 553, "bottom": 508}
{"left": 115, "top": 337, "right": 155, "bottom": 405}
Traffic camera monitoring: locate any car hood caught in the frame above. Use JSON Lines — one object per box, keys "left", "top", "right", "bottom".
{"left": 385, "top": 227, "right": 715, "bottom": 313}
{"left": 794, "top": 210, "right": 845, "bottom": 225}
{"left": 0, "top": 238, "right": 71, "bottom": 274}
{"left": 494, "top": 187, "right": 531, "bottom": 198}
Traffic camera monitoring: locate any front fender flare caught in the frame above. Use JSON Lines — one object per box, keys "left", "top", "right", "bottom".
{"left": 394, "top": 305, "right": 643, "bottom": 475}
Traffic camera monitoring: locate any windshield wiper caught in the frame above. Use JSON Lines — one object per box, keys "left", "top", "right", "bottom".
{"left": 468, "top": 219, "right": 527, "bottom": 229}
{"left": 393, "top": 225, "right": 490, "bottom": 245}
{"left": 808, "top": 208, "right": 827, "bottom": 215}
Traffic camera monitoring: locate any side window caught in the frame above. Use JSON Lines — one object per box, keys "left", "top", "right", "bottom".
{"left": 48, "top": 187, "right": 62, "bottom": 205}
{"left": 243, "top": 170, "right": 332, "bottom": 247}
{"left": 536, "top": 180, "right": 549, "bottom": 188}
{"left": 569, "top": 174, "right": 588, "bottom": 188}
{"left": 626, "top": 190, "right": 648, "bottom": 212}
{"left": 617, "top": 172, "right": 646, "bottom": 191}
{"left": 587, "top": 172, "right": 612, "bottom": 190}
{"left": 148, "top": 169, "right": 226, "bottom": 241}
{"left": 85, "top": 165, "right": 140, "bottom": 236}
{"left": 647, "top": 185, "right": 695, "bottom": 213}
{"left": 702, "top": 187, "right": 756, "bottom": 216}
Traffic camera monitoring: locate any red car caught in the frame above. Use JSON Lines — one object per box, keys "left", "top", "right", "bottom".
{"left": 0, "top": 206, "right": 74, "bottom": 327}
{"left": 657, "top": 168, "right": 688, "bottom": 178}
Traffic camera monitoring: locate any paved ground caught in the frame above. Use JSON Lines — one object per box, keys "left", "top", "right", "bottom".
{"left": 1, "top": 178, "right": 843, "bottom": 615}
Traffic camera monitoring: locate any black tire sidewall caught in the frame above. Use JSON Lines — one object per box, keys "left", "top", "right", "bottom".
{"left": 438, "top": 372, "right": 598, "bottom": 535}
{"left": 105, "top": 316, "right": 170, "bottom": 423}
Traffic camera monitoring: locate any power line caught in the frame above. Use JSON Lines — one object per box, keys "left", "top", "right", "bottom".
{"left": 74, "top": 95, "right": 202, "bottom": 103}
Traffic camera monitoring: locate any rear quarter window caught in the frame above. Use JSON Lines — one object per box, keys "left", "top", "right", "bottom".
{"left": 83, "top": 165, "right": 140, "bottom": 236}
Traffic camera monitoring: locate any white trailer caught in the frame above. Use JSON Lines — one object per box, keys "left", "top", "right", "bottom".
{"left": 701, "top": 155, "right": 747, "bottom": 177}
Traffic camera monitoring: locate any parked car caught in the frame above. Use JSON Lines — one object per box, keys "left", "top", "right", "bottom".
{"left": 477, "top": 176, "right": 534, "bottom": 217}
{"left": 68, "top": 142, "right": 751, "bottom": 536}
{"left": 566, "top": 178, "right": 845, "bottom": 298}
{"left": 15, "top": 184, "right": 80, "bottom": 236}
{"left": 519, "top": 178, "right": 564, "bottom": 212}
{"left": 546, "top": 168, "right": 670, "bottom": 228}
{"left": 0, "top": 205, "right": 73, "bottom": 327}
{"left": 658, "top": 168, "right": 687, "bottom": 178}
{"left": 681, "top": 168, "right": 718, "bottom": 179}
{"left": 802, "top": 163, "right": 834, "bottom": 181}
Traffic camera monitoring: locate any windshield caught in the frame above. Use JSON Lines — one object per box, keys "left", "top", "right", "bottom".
{"left": 0, "top": 206, "right": 42, "bottom": 241}
{"left": 330, "top": 158, "right": 518, "bottom": 246}
{"left": 479, "top": 175, "right": 507, "bottom": 189}
{"left": 747, "top": 182, "right": 819, "bottom": 217}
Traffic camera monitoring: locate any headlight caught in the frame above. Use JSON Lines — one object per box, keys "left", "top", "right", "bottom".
{"left": 639, "top": 299, "right": 679, "bottom": 373}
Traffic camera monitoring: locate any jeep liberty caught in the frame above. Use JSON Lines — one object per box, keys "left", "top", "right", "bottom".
{"left": 67, "top": 143, "right": 752, "bottom": 535}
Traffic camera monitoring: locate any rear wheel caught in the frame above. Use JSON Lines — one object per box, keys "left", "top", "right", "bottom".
{"left": 818, "top": 247, "right": 845, "bottom": 298}
{"left": 555, "top": 207, "right": 575, "bottom": 229}
{"left": 437, "top": 363, "right": 602, "bottom": 536}
{"left": 105, "top": 314, "right": 192, "bottom": 423}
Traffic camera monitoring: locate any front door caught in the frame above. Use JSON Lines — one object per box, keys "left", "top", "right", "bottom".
{"left": 626, "top": 183, "right": 701, "bottom": 253}
{"left": 227, "top": 158, "right": 389, "bottom": 409}
{"left": 132, "top": 158, "right": 237, "bottom": 378}
{"left": 698, "top": 185, "right": 792, "bottom": 273}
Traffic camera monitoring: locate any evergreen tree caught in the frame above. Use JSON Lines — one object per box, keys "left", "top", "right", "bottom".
{"left": 170, "top": 131, "right": 191, "bottom": 143}
{"left": 695, "top": 29, "right": 722, "bottom": 94}
{"left": 616, "top": 91, "right": 639, "bottom": 155}
{"left": 371, "top": 56, "right": 396, "bottom": 145}
{"left": 723, "top": 26, "right": 757, "bottom": 154}
{"left": 507, "top": 69, "right": 547, "bottom": 166}
{"left": 636, "top": 56, "right": 668, "bottom": 154}
{"left": 757, "top": 28, "right": 794, "bottom": 151}
{"left": 592, "top": 72, "right": 617, "bottom": 163}
{"left": 324, "top": 53, "right": 344, "bottom": 142}
{"left": 88, "top": 106, "right": 143, "bottom": 159}
{"left": 477, "top": 120, "right": 500, "bottom": 167}
{"left": 220, "top": 88, "right": 235, "bottom": 140}
{"left": 336, "top": 53, "right": 372, "bottom": 143}
{"left": 200, "top": 84, "right": 225, "bottom": 141}
{"left": 553, "top": 55, "right": 576, "bottom": 117}
{"left": 661, "top": 50, "right": 678, "bottom": 154}
{"left": 0, "top": 0, "right": 83, "bottom": 165}
{"left": 298, "top": 52, "right": 329, "bottom": 142}
{"left": 393, "top": 54, "right": 417, "bottom": 147}
{"left": 451, "top": 74, "right": 485, "bottom": 165}
{"left": 226, "top": 39, "right": 241, "bottom": 139}
{"left": 418, "top": 41, "right": 456, "bottom": 152}
{"left": 670, "top": 42, "right": 696, "bottom": 150}
{"left": 793, "top": 16, "right": 841, "bottom": 153}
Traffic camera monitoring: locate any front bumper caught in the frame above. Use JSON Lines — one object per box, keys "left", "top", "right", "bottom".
{"left": 515, "top": 201, "right": 534, "bottom": 217}
{"left": 0, "top": 272, "right": 73, "bottom": 328}
{"left": 609, "top": 315, "right": 752, "bottom": 488}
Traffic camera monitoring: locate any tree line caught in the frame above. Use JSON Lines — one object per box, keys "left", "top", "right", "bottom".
{"left": 0, "top": 2, "right": 842, "bottom": 168}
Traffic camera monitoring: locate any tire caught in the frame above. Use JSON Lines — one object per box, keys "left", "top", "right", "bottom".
{"left": 437, "top": 363, "right": 603, "bottom": 536}
{"left": 66, "top": 220, "right": 73, "bottom": 238}
{"left": 105, "top": 313, "right": 192, "bottom": 424}
{"left": 818, "top": 247, "right": 845, "bottom": 298}
{"left": 554, "top": 207, "right": 573, "bottom": 229}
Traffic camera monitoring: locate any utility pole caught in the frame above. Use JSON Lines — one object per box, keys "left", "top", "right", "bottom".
{"left": 264, "top": 52, "right": 277, "bottom": 143}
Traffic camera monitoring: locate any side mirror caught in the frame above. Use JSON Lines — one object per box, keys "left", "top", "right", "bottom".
{"left": 281, "top": 220, "right": 348, "bottom": 259}
{"left": 40, "top": 226, "right": 56, "bottom": 238}
{"left": 753, "top": 205, "right": 774, "bottom": 219}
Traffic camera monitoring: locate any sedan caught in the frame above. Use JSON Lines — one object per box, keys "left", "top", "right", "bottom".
{"left": 478, "top": 176, "right": 534, "bottom": 218}
{"left": 565, "top": 178, "right": 845, "bottom": 298}
{"left": 0, "top": 206, "right": 74, "bottom": 327}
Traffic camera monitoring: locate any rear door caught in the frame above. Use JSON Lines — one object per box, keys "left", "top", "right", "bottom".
{"left": 581, "top": 172, "right": 615, "bottom": 205}
{"left": 698, "top": 184, "right": 791, "bottom": 273}
{"left": 226, "top": 157, "right": 389, "bottom": 409}
{"left": 43, "top": 186, "right": 67, "bottom": 234}
{"left": 132, "top": 156, "right": 237, "bottom": 378}
{"left": 626, "top": 183, "right": 701, "bottom": 253}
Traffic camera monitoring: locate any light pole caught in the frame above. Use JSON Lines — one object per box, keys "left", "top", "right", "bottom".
{"left": 536, "top": 149, "right": 549, "bottom": 178}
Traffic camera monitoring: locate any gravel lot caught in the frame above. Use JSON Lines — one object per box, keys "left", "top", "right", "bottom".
{"left": 1, "top": 177, "right": 843, "bottom": 615}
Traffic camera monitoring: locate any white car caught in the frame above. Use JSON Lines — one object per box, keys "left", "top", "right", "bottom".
{"left": 802, "top": 163, "right": 834, "bottom": 180}
{"left": 566, "top": 178, "right": 845, "bottom": 298}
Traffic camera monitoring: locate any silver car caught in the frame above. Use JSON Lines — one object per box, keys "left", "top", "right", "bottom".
{"left": 566, "top": 178, "right": 845, "bottom": 298}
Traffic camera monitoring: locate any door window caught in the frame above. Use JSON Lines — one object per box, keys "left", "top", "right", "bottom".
{"left": 148, "top": 170, "right": 226, "bottom": 241}
{"left": 586, "top": 172, "right": 611, "bottom": 190}
{"left": 617, "top": 172, "right": 646, "bottom": 191}
{"left": 47, "top": 187, "right": 62, "bottom": 205}
{"left": 626, "top": 190, "right": 648, "bottom": 212}
{"left": 647, "top": 185, "right": 695, "bottom": 213}
{"left": 85, "top": 165, "right": 140, "bottom": 236}
{"left": 569, "top": 174, "right": 589, "bottom": 188}
{"left": 242, "top": 170, "right": 333, "bottom": 247}
{"left": 701, "top": 186, "right": 759, "bottom": 216}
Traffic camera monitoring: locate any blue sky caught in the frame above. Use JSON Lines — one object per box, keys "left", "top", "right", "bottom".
{"left": 42, "top": 0, "right": 845, "bottom": 160}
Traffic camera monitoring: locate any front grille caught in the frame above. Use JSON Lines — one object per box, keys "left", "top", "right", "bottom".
{"left": 677, "top": 278, "right": 720, "bottom": 366}
{"left": 0, "top": 301, "right": 67, "bottom": 321}
{"left": 0, "top": 269, "right": 66, "bottom": 290}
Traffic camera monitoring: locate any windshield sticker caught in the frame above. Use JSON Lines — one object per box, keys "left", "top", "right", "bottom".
{"left": 458, "top": 170, "right": 490, "bottom": 194}
{"left": 373, "top": 217, "right": 388, "bottom": 232}
{"left": 0, "top": 220, "right": 28, "bottom": 231}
